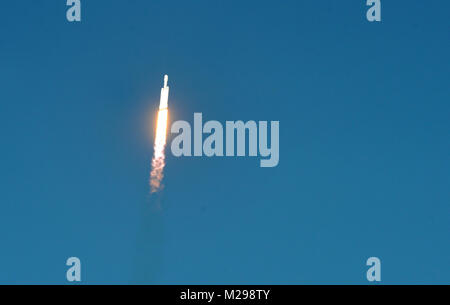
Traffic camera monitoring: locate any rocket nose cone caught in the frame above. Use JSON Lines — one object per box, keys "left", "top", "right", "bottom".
{"left": 164, "top": 75, "right": 168, "bottom": 87}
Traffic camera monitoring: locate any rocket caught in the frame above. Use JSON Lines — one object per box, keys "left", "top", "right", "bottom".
{"left": 159, "top": 75, "right": 169, "bottom": 110}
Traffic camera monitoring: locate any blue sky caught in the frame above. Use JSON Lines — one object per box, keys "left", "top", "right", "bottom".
{"left": 0, "top": 1, "right": 449, "bottom": 284}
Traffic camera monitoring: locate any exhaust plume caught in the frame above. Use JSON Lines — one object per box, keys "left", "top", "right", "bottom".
{"left": 150, "top": 75, "right": 170, "bottom": 193}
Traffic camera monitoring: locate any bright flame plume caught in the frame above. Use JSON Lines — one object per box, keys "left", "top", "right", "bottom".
{"left": 150, "top": 108, "right": 168, "bottom": 193}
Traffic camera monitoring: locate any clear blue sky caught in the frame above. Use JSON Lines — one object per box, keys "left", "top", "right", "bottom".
{"left": 0, "top": 1, "right": 448, "bottom": 284}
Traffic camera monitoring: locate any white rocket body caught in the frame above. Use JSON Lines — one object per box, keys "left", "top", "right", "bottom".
{"left": 159, "top": 75, "right": 169, "bottom": 110}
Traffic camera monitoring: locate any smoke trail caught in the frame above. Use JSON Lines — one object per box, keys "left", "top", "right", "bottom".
{"left": 133, "top": 75, "right": 169, "bottom": 284}
{"left": 132, "top": 193, "right": 164, "bottom": 283}
{"left": 150, "top": 108, "right": 168, "bottom": 193}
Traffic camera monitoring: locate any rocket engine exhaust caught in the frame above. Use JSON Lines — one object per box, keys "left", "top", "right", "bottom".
{"left": 150, "top": 75, "right": 170, "bottom": 193}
